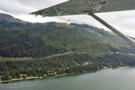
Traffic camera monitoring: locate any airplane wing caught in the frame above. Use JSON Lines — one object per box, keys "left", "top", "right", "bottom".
{"left": 31, "top": 0, "right": 135, "bottom": 16}
{"left": 31, "top": 0, "right": 135, "bottom": 46}
{"left": 31, "top": 0, "right": 90, "bottom": 16}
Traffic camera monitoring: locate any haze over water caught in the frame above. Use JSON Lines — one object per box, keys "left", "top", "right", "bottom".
{"left": 0, "top": 68, "right": 135, "bottom": 90}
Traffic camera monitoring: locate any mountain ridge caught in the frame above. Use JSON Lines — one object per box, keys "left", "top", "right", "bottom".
{"left": 1, "top": 13, "right": 135, "bottom": 82}
{"left": 0, "top": 13, "right": 24, "bottom": 23}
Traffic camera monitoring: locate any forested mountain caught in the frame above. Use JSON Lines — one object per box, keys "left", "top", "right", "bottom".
{"left": 0, "top": 13, "right": 24, "bottom": 23}
{"left": 0, "top": 21, "right": 132, "bottom": 58}
{"left": 0, "top": 13, "right": 135, "bottom": 82}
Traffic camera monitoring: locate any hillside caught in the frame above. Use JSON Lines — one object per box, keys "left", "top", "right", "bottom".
{"left": 0, "top": 21, "right": 132, "bottom": 58}
{"left": 0, "top": 13, "right": 135, "bottom": 82}
{"left": 0, "top": 13, "right": 24, "bottom": 23}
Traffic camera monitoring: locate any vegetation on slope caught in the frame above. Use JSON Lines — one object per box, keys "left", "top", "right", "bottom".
{"left": 0, "top": 14, "right": 135, "bottom": 82}
{"left": 0, "top": 22, "right": 132, "bottom": 58}
{"left": 1, "top": 53, "right": 135, "bottom": 81}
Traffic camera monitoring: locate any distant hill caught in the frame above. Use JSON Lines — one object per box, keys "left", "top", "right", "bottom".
{"left": 0, "top": 13, "right": 135, "bottom": 58}
{"left": 0, "top": 21, "right": 133, "bottom": 58}
{"left": 0, "top": 13, "right": 24, "bottom": 23}
{"left": 1, "top": 13, "right": 135, "bottom": 82}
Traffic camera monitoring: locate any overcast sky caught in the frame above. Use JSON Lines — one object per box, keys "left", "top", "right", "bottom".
{"left": 0, "top": 0, "right": 135, "bottom": 37}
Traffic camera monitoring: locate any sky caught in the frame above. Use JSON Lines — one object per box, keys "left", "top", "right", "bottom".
{"left": 0, "top": 0, "right": 135, "bottom": 37}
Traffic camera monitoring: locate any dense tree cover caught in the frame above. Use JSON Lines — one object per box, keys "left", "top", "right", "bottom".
{"left": 0, "top": 33, "right": 66, "bottom": 57}
{"left": 1, "top": 53, "right": 135, "bottom": 81}
{"left": 0, "top": 22, "right": 133, "bottom": 58}
{"left": 0, "top": 15, "right": 135, "bottom": 81}
{"left": 0, "top": 22, "right": 69, "bottom": 57}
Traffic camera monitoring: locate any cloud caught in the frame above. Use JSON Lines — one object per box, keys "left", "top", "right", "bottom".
{"left": 96, "top": 11, "right": 135, "bottom": 36}
{"left": 0, "top": 0, "right": 67, "bottom": 14}
{"left": 15, "top": 0, "right": 68, "bottom": 9}
{"left": 0, "top": 0, "right": 135, "bottom": 37}
{"left": 0, "top": 0, "right": 37, "bottom": 14}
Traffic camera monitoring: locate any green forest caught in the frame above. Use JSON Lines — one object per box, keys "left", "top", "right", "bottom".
{"left": 0, "top": 14, "right": 135, "bottom": 82}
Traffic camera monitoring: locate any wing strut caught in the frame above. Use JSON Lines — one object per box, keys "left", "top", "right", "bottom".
{"left": 89, "top": 13, "right": 135, "bottom": 46}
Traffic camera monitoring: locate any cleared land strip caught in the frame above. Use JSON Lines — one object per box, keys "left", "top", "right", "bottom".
{"left": 0, "top": 52, "right": 73, "bottom": 62}
{"left": 44, "top": 52, "right": 73, "bottom": 59}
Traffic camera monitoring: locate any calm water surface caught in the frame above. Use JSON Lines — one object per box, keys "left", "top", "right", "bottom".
{"left": 1, "top": 68, "right": 135, "bottom": 90}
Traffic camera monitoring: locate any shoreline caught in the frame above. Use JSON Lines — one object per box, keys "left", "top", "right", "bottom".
{"left": 0, "top": 66, "right": 129, "bottom": 83}
{"left": 0, "top": 73, "right": 69, "bottom": 83}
